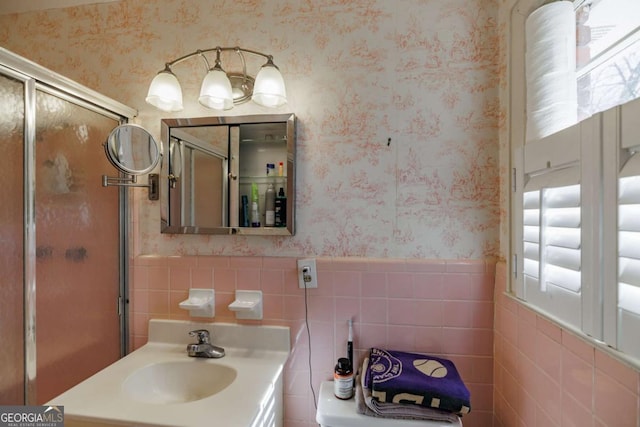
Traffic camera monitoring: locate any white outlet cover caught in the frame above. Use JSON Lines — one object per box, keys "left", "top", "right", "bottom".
{"left": 297, "top": 258, "right": 318, "bottom": 288}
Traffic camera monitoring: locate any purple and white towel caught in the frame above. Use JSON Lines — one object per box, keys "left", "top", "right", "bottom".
{"left": 356, "top": 358, "right": 461, "bottom": 423}
{"left": 364, "top": 348, "right": 471, "bottom": 415}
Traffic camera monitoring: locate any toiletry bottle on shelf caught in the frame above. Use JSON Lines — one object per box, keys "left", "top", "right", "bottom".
{"left": 266, "top": 163, "right": 275, "bottom": 176}
{"left": 274, "top": 187, "right": 287, "bottom": 227}
{"left": 278, "top": 161, "right": 284, "bottom": 177}
{"left": 241, "top": 195, "right": 249, "bottom": 227}
{"left": 334, "top": 358, "right": 354, "bottom": 400}
{"left": 265, "top": 183, "right": 275, "bottom": 227}
{"left": 348, "top": 319, "right": 354, "bottom": 386}
{"left": 251, "top": 183, "right": 260, "bottom": 227}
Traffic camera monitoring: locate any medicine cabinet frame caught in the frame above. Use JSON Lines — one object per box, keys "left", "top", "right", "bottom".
{"left": 160, "top": 113, "right": 295, "bottom": 236}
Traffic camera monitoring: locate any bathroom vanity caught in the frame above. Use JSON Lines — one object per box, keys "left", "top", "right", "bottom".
{"left": 47, "top": 319, "right": 290, "bottom": 427}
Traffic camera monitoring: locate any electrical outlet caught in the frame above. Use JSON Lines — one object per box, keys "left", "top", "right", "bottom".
{"left": 297, "top": 258, "right": 318, "bottom": 289}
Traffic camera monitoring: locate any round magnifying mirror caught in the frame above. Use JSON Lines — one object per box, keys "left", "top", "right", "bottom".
{"left": 104, "top": 124, "right": 161, "bottom": 176}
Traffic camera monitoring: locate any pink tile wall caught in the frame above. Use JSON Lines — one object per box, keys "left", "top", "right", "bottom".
{"left": 493, "top": 261, "right": 640, "bottom": 427}
{"left": 131, "top": 256, "right": 495, "bottom": 427}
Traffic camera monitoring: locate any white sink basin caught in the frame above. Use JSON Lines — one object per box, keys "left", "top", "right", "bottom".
{"left": 122, "top": 361, "right": 237, "bottom": 404}
{"left": 47, "top": 320, "right": 290, "bottom": 427}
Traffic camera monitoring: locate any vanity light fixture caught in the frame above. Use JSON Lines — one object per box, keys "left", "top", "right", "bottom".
{"left": 146, "top": 46, "right": 287, "bottom": 112}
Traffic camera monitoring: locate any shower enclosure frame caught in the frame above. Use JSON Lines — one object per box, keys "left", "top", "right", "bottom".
{"left": 0, "top": 48, "right": 137, "bottom": 405}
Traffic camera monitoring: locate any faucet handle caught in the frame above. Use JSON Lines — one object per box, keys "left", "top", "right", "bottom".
{"left": 188, "top": 329, "right": 211, "bottom": 344}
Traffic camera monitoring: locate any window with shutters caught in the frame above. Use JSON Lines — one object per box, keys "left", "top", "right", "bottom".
{"left": 511, "top": 0, "right": 640, "bottom": 368}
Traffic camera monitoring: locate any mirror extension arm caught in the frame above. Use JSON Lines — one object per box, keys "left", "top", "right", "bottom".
{"left": 102, "top": 174, "right": 159, "bottom": 201}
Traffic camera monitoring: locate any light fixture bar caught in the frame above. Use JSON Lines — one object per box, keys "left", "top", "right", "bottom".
{"left": 146, "top": 46, "right": 286, "bottom": 112}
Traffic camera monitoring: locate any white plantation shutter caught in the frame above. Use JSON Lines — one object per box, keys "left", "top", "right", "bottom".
{"left": 521, "top": 164, "right": 582, "bottom": 328}
{"left": 517, "top": 118, "right": 586, "bottom": 329}
{"left": 617, "top": 154, "right": 640, "bottom": 358}
{"left": 523, "top": 190, "right": 540, "bottom": 281}
{"left": 542, "top": 184, "right": 581, "bottom": 293}
{"left": 522, "top": 184, "right": 583, "bottom": 291}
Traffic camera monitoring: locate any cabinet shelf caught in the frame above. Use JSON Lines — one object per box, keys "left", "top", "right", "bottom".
{"left": 233, "top": 226, "right": 290, "bottom": 236}
{"left": 239, "top": 176, "right": 287, "bottom": 184}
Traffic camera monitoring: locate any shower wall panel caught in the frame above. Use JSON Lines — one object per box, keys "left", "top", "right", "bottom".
{"left": 0, "top": 73, "right": 25, "bottom": 405}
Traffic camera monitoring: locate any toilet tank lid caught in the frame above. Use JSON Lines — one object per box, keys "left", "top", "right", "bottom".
{"left": 315, "top": 381, "right": 462, "bottom": 427}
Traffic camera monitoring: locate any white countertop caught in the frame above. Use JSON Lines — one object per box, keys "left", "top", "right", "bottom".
{"left": 47, "top": 320, "right": 290, "bottom": 427}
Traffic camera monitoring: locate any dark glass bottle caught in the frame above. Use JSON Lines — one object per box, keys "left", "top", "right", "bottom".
{"left": 274, "top": 187, "right": 287, "bottom": 227}
{"left": 333, "top": 357, "right": 353, "bottom": 399}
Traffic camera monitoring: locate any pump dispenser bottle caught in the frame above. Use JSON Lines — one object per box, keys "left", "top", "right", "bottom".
{"left": 251, "top": 183, "right": 260, "bottom": 227}
{"left": 265, "top": 183, "right": 275, "bottom": 227}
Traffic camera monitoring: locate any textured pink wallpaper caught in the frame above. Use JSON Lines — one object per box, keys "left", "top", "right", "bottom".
{"left": 0, "top": 0, "right": 501, "bottom": 259}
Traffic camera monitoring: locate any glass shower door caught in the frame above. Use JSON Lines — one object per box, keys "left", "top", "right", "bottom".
{"left": 0, "top": 72, "right": 25, "bottom": 405}
{"left": 34, "top": 89, "right": 122, "bottom": 404}
{"left": 1, "top": 48, "right": 133, "bottom": 406}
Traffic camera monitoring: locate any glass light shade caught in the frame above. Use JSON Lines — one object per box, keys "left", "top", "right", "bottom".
{"left": 252, "top": 63, "right": 287, "bottom": 107}
{"left": 145, "top": 70, "right": 183, "bottom": 112}
{"left": 198, "top": 68, "right": 234, "bottom": 110}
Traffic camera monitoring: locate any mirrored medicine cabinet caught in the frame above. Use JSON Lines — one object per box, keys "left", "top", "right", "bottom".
{"left": 160, "top": 113, "right": 295, "bottom": 235}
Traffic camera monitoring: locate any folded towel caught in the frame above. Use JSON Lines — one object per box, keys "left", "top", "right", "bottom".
{"left": 365, "top": 348, "right": 471, "bottom": 415}
{"left": 356, "top": 358, "right": 460, "bottom": 423}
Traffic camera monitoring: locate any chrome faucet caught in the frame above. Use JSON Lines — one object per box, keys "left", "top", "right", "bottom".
{"left": 187, "top": 329, "right": 225, "bottom": 358}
